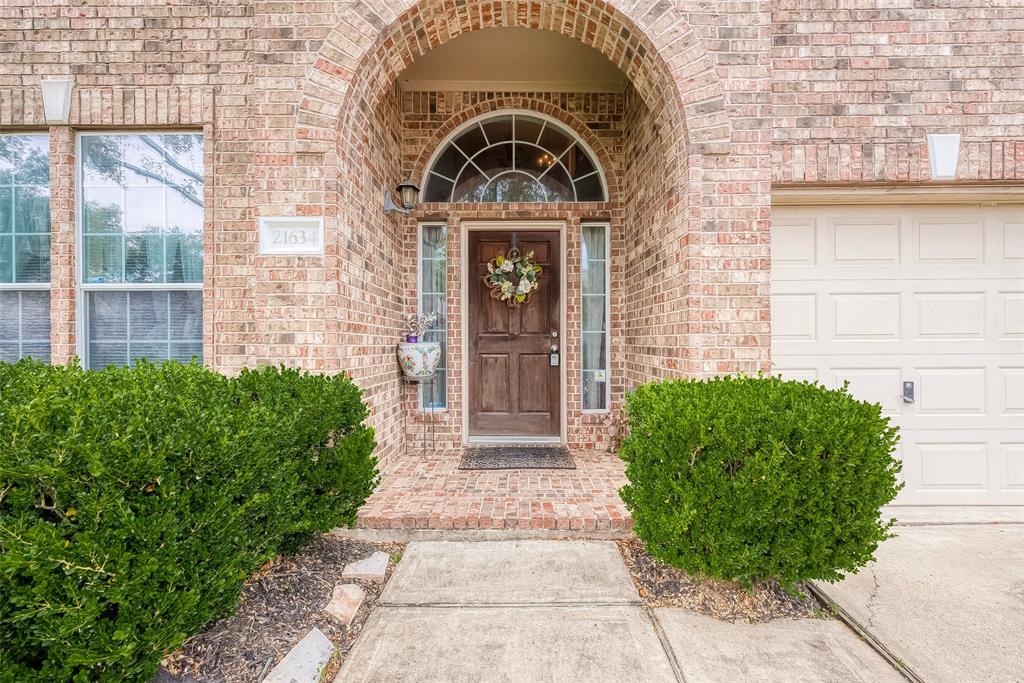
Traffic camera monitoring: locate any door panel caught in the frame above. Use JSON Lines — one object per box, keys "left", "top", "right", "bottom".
{"left": 518, "top": 354, "right": 553, "bottom": 412}
{"left": 520, "top": 276, "right": 550, "bottom": 334}
{"left": 771, "top": 204, "right": 1024, "bottom": 505}
{"left": 469, "top": 229, "right": 561, "bottom": 437}
{"left": 479, "top": 355, "right": 511, "bottom": 413}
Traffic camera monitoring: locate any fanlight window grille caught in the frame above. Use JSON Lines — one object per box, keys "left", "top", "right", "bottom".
{"left": 423, "top": 114, "right": 607, "bottom": 203}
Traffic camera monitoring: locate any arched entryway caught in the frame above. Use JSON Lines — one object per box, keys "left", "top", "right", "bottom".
{"left": 284, "top": 0, "right": 769, "bottom": 465}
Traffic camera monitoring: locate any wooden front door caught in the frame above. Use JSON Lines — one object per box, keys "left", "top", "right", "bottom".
{"left": 468, "top": 230, "right": 561, "bottom": 438}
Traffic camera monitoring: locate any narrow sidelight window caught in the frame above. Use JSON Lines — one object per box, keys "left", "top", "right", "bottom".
{"left": 0, "top": 134, "right": 51, "bottom": 363}
{"left": 78, "top": 133, "right": 204, "bottom": 369}
{"left": 418, "top": 223, "right": 447, "bottom": 408}
{"left": 581, "top": 223, "right": 609, "bottom": 411}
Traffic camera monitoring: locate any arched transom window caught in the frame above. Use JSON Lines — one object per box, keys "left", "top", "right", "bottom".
{"left": 423, "top": 113, "right": 607, "bottom": 203}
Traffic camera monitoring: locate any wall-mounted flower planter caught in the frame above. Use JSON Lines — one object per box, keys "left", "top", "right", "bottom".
{"left": 397, "top": 341, "right": 441, "bottom": 381}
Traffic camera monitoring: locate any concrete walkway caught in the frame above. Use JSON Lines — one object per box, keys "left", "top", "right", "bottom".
{"left": 815, "top": 523, "right": 1024, "bottom": 682}
{"left": 336, "top": 540, "right": 897, "bottom": 683}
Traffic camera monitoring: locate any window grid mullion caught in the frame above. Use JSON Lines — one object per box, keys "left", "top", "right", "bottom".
{"left": 10, "top": 184, "right": 16, "bottom": 281}
{"left": 17, "top": 290, "right": 23, "bottom": 358}
{"left": 119, "top": 184, "right": 127, "bottom": 283}
{"left": 162, "top": 175, "right": 169, "bottom": 285}
{"left": 125, "top": 291, "right": 132, "bottom": 367}
{"left": 166, "top": 291, "right": 172, "bottom": 361}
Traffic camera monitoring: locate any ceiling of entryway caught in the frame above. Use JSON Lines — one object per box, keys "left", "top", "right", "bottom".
{"left": 399, "top": 27, "right": 628, "bottom": 93}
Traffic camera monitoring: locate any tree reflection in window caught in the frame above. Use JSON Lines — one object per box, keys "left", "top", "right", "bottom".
{"left": 80, "top": 134, "right": 204, "bottom": 285}
{"left": 423, "top": 114, "right": 606, "bottom": 203}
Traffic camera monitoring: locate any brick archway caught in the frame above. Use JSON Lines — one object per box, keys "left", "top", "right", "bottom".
{"left": 288, "top": 0, "right": 769, "bottom": 467}
{"left": 294, "top": 0, "right": 732, "bottom": 158}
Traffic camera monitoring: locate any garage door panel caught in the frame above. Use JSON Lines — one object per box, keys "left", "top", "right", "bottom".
{"left": 915, "top": 292, "right": 985, "bottom": 339}
{"left": 831, "top": 218, "right": 900, "bottom": 264}
{"left": 771, "top": 293, "right": 816, "bottom": 340}
{"left": 1001, "top": 367, "right": 1024, "bottom": 414}
{"left": 917, "top": 442, "right": 988, "bottom": 489}
{"left": 772, "top": 219, "right": 816, "bottom": 265}
{"left": 1000, "top": 292, "right": 1024, "bottom": 337}
{"left": 832, "top": 368, "right": 903, "bottom": 416}
{"left": 777, "top": 358, "right": 1018, "bottom": 426}
{"left": 916, "top": 367, "right": 987, "bottom": 415}
{"left": 832, "top": 293, "right": 901, "bottom": 339}
{"left": 776, "top": 283, "right": 1021, "bottom": 356}
{"left": 1005, "top": 444, "right": 1024, "bottom": 490}
{"left": 915, "top": 217, "right": 985, "bottom": 263}
{"left": 773, "top": 203, "right": 1024, "bottom": 506}
{"left": 1002, "top": 222, "right": 1024, "bottom": 261}
{"left": 898, "top": 431, "right": 1024, "bottom": 504}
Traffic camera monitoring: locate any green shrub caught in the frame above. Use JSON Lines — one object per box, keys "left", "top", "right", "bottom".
{"left": 0, "top": 360, "right": 377, "bottom": 682}
{"left": 619, "top": 375, "right": 901, "bottom": 589}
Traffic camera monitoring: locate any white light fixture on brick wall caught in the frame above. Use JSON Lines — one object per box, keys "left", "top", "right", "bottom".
{"left": 40, "top": 78, "right": 74, "bottom": 125}
{"left": 384, "top": 179, "right": 420, "bottom": 215}
{"left": 926, "top": 133, "right": 960, "bottom": 181}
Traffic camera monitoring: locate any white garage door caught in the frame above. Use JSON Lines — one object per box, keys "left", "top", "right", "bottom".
{"left": 771, "top": 203, "right": 1024, "bottom": 505}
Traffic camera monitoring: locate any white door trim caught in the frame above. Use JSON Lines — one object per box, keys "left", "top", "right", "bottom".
{"left": 461, "top": 221, "right": 567, "bottom": 446}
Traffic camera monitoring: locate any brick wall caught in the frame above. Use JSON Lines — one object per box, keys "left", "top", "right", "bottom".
{"left": 772, "top": 0, "right": 1024, "bottom": 183}
{"left": 1, "top": 0, "right": 1020, "bottom": 458}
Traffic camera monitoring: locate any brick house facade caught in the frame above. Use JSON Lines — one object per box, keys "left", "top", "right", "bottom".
{"left": 1, "top": 1, "right": 1021, "bottom": 504}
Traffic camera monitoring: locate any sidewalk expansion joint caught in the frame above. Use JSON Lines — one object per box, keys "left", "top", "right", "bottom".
{"left": 806, "top": 582, "right": 924, "bottom": 683}
{"left": 644, "top": 606, "right": 688, "bottom": 683}
{"left": 376, "top": 599, "right": 642, "bottom": 609}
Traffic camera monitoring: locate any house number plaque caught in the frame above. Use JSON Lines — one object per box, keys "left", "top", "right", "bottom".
{"left": 258, "top": 216, "right": 324, "bottom": 256}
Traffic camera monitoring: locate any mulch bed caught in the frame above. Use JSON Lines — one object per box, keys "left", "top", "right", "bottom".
{"left": 617, "top": 538, "right": 828, "bottom": 624}
{"left": 160, "top": 535, "right": 403, "bottom": 682}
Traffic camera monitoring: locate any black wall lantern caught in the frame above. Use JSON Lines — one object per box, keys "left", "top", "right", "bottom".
{"left": 384, "top": 179, "right": 420, "bottom": 215}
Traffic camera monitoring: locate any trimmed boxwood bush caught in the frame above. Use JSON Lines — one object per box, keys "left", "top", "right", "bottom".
{"left": 619, "top": 375, "right": 901, "bottom": 589}
{"left": 0, "top": 360, "right": 377, "bottom": 682}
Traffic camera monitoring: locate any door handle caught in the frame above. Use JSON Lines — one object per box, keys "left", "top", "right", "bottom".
{"left": 903, "top": 381, "right": 915, "bottom": 404}
{"left": 550, "top": 344, "right": 559, "bottom": 353}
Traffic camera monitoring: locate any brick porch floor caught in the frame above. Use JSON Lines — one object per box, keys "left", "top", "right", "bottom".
{"left": 357, "top": 448, "right": 633, "bottom": 531}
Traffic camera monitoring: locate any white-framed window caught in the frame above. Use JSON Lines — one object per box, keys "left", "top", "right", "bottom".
{"left": 581, "top": 222, "right": 609, "bottom": 411}
{"left": 0, "top": 133, "right": 51, "bottom": 363}
{"left": 422, "top": 112, "right": 607, "bottom": 203}
{"left": 77, "top": 132, "right": 204, "bottom": 369}
{"left": 418, "top": 223, "right": 447, "bottom": 409}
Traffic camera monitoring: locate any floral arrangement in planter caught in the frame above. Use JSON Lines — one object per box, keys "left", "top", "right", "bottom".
{"left": 402, "top": 312, "right": 439, "bottom": 343}
{"left": 397, "top": 312, "right": 442, "bottom": 381}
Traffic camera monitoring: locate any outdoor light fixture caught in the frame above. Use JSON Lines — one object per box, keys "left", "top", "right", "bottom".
{"left": 384, "top": 179, "right": 420, "bottom": 215}
{"left": 40, "top": 78, "right": 73, "bottom": 124}
{"left": 926, "top": 133, "right": 961, "bottom": 181}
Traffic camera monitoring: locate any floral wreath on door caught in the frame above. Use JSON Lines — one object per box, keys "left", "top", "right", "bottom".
{"left": 483, "top": 248, "right": 542, "bottom": 307}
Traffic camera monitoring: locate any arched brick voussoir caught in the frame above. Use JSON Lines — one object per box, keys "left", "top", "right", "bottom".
{"left": 294, "top": 0, "right": 733, "bottom": 157}
{"left": 295, "top": 0, "right": 416, "bottom": 153}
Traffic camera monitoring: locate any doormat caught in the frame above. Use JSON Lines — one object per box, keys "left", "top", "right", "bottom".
{"left": 458, "top": 446, "right": 576, "bottom": 470}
